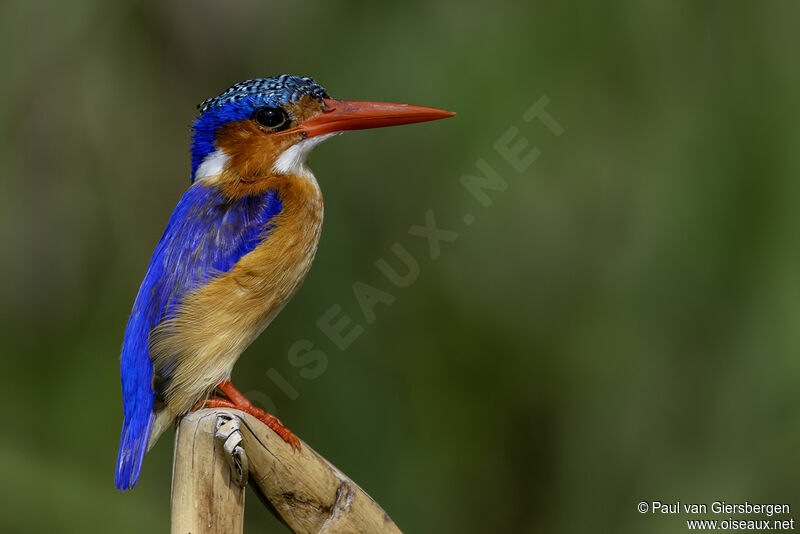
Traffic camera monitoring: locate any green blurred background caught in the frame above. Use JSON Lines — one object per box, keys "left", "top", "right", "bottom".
{"left": 2, "top": 1, "right": 800, "bottom": 532}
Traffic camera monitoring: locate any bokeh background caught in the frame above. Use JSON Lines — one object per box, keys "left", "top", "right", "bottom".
{"left": 2, "top": 1, "right": 800, "bottom": 532}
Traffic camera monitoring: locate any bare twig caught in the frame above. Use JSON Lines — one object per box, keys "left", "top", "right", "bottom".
{"left": 171, "top": 408, "right": 402, "bottom": 534}
{"left": 171, "top": 409, "right": 246, "bottom": 533}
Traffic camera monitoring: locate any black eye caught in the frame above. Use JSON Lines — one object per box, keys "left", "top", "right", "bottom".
{"left": 254, "top": 107, "right": 288, "bottom": 129}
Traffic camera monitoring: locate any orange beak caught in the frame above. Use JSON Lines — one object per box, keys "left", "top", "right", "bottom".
{"left": 279, "top": 98, "right": 455, "bottom": 138}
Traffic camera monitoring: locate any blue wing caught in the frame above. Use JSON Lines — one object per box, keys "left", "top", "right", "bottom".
{"left": 115, "top": 183, "right": 282, "bottom": 490}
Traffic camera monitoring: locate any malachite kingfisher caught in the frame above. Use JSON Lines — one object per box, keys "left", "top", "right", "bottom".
{"left": 114, "top": 75, "right": 455, "bottom": 490}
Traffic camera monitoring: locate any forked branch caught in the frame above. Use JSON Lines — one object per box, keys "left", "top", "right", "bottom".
{"left": 171, "top": 408, "right": 402, "bottom": 534}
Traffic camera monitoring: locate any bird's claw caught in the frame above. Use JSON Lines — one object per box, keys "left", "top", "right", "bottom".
{"left": 243, "top": 403, "right": 302, "bottom": 452}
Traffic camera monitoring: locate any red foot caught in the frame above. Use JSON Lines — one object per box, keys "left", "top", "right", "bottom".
{"left": 198, "top": 380, "right": 301, "bottom": 451}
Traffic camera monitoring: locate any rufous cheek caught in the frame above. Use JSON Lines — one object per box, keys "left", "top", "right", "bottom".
{"left": 214, "top": 120, "right": 301, "bottom": 183}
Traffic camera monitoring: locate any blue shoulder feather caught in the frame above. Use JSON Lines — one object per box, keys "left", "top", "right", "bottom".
{"left": 115, "top": 183, "right": 282, "bottom": 490}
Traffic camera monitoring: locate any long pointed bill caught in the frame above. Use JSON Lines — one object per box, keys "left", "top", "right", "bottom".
{"left": 278, "top": 98, "right": 455, "bottom": 138}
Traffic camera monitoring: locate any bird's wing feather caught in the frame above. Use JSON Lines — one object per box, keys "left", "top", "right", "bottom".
{"left": 115, "top": 182, "right": 282, "bottom": 490}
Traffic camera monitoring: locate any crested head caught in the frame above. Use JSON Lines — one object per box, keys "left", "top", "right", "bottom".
{"left": 189, "top": 75, "right": 455, "bottom": 194}
{"left": 191, "top": 75, "right": 329, "bottom": 185}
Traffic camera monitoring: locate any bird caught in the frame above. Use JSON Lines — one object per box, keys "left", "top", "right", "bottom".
{"left": 114, "top": 75, "right": 454, "bottom": 490}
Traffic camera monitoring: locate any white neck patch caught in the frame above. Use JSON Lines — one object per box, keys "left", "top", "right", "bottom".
{"left": 195, "top": 148, "right": 229, "bottom": 181}
{"left": 272, "top": 133, "right": 340, "bottom": 179}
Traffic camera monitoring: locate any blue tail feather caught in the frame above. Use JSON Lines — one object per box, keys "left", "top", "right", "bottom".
{"left": 115, "top": 409, "right": 154, "bottom": 490}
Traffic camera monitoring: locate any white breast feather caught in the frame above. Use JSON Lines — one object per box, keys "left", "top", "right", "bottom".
{"left": 195, "top": 148, "right": 230, "bottom": 180}
{"left": 272, "top": 133, "right": 340, "bottom": 180}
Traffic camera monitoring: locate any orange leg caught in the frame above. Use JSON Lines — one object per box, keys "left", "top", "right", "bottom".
{"left": 199, "top": 380, "right": 301, "bottom": 451}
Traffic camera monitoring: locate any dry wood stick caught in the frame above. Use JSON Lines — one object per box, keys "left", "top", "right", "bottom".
{"left": 171, "top": 408, "right": 402, "bottom": 534}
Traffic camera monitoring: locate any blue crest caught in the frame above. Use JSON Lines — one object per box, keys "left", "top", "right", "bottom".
{"left": 190, "top": 75, "right": 329, "bottom": 181}
{"left": 197, "top": 75, "right": 328, "bottom": 113}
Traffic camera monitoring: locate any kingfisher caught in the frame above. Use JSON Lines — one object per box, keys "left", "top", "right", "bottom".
{"left": 114, "top": 75, "right": 454, "bottom": 490}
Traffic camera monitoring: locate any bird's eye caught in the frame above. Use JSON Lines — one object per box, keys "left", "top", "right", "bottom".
{"left": 254, "top": 107, "right": 288, "bottom": 130}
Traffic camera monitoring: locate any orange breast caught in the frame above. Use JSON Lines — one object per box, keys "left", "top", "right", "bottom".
{"left": 148, "top": 173, "right": 324, "bottom": 417}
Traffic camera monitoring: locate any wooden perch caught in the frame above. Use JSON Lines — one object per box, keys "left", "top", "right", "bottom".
{"left": 171, "top": 408, "right": 403, "bottom": 534}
